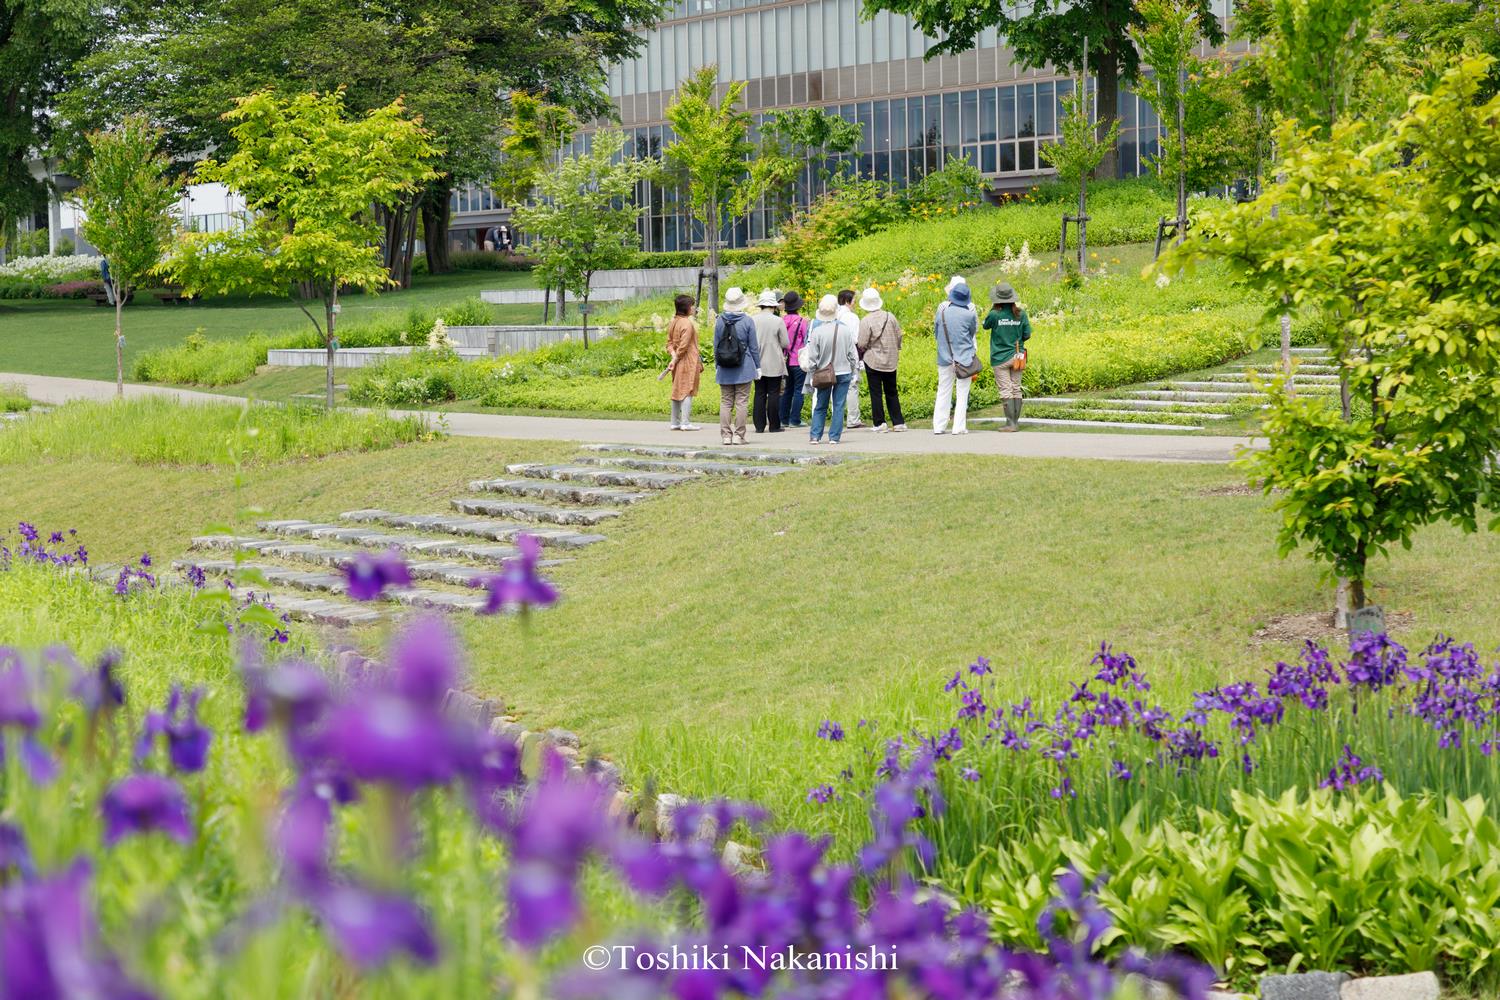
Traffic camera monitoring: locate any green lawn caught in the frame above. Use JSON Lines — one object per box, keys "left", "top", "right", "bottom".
{"left": 5, "top": 426, "right": 1498, "bottom": 845}
{"left": 0, "top": 269, "right": 540, "bottom": 381}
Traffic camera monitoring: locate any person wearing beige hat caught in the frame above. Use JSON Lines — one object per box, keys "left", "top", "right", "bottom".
{"left": 856, "top": 286, "right": 906, "bottom": 432}
{"left": 751, "top": 288, "right": 789, "bottom": 433}
{"left": 804, "top": 293, "right": 859, "bottom": 444}
{"left": 984, "top": 282, "right": 1031, "bottom": 431}
{"left": 713, "top": 286, "right": 762, "bottom": 445}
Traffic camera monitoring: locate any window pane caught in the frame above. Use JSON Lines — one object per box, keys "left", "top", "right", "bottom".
{"left": 874, "top": 150, "right": 890, "bottom": 180}
{"left": 961, "top": 89, "right": 978, "bottom": 144}
{"left": 792, "top": 5, "right": 808, "bottom": 72}
{"left": 1036, "top": 82, "right": 1054, "bottom": 135}
{"left": 1018, "top": 140, "right": 1035, "bottom": 171}
{"left": 981, "top": 143, "right": 996, "bottom": 173}
{"left": 942, "top": 91, "right": 959, "bottom": 151}
{"left": 873, "top": 99, "right": 889, "bottom": 151}
{"left": 890, "top": 97, "right": 906, "bottom": 149}
{"left": 907, "top": 98, "right": 922, "bottom": 148}
{"left": 979, "top": 87, "right": 997, "bottom": 142}
{"left": 924, "top": 94, "right": 939, "bottom": 146}
{"left": 999, "top": 141, "right": 1016, "bottom": 172}
{"left": 857, "top": 101, "right": 873, "bottom": 152}
{"left": 1017, "top": 83, "right": 1035, "bottom": 137}
{"left": 873, "top": 10, "right": 890, "bottom": 62}
{"left": 999, "top": 87, "right": 1016, "bottom": 140}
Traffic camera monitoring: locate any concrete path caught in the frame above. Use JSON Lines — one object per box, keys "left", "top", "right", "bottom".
{"left": 2, "top": 373, "right": 1261, "bottom": 464}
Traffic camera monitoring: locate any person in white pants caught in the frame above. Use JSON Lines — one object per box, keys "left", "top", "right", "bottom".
{"left": 836, "top": 289, "right": 862, "bottom": 428}
{"left": 932, "top": 280, "right": 980, "bottom": 435}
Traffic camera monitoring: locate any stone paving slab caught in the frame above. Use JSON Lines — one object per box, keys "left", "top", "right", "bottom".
{"left": 1151, "top": 380, "right": 1337, "bottom": 394}
{"left": 578, "top": 456, "right": 798, "bottom": 477}
{"left": 469, "top": 478, "right": 655, "bottom": 506}
{"left": 449, "top": 498, "right": 622, "bottom": 527}
{"left": 257, "top": 520, "right": 524, "bottom": 561}
{"left": 189, "top": 537, "right": 565, "bottom": 586}
{"left": 506, "top": 462, "right": 698, "bottom": 491}
{"left": 339, "top": 509, "right": 605, "bottom": 548}
{"left": 1028, "top": 396, "right": 1240, "bottom": 411}
{"left": 580, "top": 442, "right": 845, "bottom": 465}
{"left": 176, "top": 559, "right": 489, "bottom": 611}
{"left": 1203, "top": 372, "right": 1340, "bottom": 383}
{"left": 975, "top": 416, "right": 1204, "bottom": 432}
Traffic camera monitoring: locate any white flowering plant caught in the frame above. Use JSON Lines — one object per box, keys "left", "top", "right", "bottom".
{"left": 0, "top": 255, "right": 105, "bottom": 282}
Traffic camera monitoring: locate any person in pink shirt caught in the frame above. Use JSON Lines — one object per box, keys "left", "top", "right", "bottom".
{"left": 778, "top": 291, "right": 810, "bottom": 428}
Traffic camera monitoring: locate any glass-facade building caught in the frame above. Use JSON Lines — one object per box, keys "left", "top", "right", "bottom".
{"left": 453, "top": 0, "right": 1241, "bottom": 251}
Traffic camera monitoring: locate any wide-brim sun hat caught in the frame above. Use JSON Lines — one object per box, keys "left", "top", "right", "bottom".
{"left": 946, "top": 275, "right": 967, "bottom": 294}
{"left": 757, "top": 288, "right": 779, "bottom": 308}
{"left": 815, "top": 294, "right": 839, "bottom": 321}
{"left": 858, "top": 287, "right": 883, "bottom": 312}
{"left": 991, "top": 282, "right": 1017, "bottom": 304}
{"left": 783, "top": 290, "right": 803, "bottom": 312}
{"left": 722, "top": 287, "right": 749, "bottom": 311}
{"left": 948, "top": 282, "right": 972, "bottom": 307}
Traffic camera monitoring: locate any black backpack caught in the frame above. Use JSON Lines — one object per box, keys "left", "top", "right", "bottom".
{"left": 714, "top": 315, "right": 747, "bottom": 369}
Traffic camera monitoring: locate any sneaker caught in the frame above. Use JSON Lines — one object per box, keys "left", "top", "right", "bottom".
{"left": 722, "top": 438, "right": 734, "bottom": 446}
{"left": 873, "top": 423, "right": 890, "bottom": 434}
{"left": 808, "top": 438, "right": 823, "bottom": 445}
{"left": 829, "top": 439, "right": 842, "bottom": 445}
{"left": 846, "top": 420, "right": 863, "bottom": 429}
{"left": 892, "top": 424, "right": 908, "bottom": 433}
{"left": 669, "top": 425, "right": 682, "bottom": 431}
{"left": 681, "top": 424, "right": 701, "bottom": 431}
{"left": 953, "top": 429, "right": 970, "bottom": 435}
{"left": 933, "top": 428, "right": 947, "bottom": 435}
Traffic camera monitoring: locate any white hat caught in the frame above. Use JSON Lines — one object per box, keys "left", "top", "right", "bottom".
{"left": 756, "top": 288, "right": 779, "bottom": 308}
{"left": 946, "top": 275, "right": 968, "bottom": 294}
{"left": 722, "top": 287, "right": 749, "bottom": 312}
{"left": 815, "top": 294, "right": 839, "bottom": 321}
{"left": 858, "top": 287, "right": 883, "bottom": 312}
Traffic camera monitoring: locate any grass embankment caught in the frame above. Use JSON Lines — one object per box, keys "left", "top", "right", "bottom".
{"left": 0, "top": 269, "right": 539, "bottom": 382}
{"left": 0, "top": 382, "right": 30, "bottom": 411}
{"left": 0, "top": 397, "right": 435, "bottom": 467}
{"left": 4, "top": 424, "right": 1498, "bottom": 846}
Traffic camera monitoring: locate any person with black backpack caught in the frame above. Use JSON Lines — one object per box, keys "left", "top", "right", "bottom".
{"left": 713, "top": 287, "right": 762, "bottom": 445}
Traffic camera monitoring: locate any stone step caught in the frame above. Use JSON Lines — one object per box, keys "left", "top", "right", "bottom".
{"left": 259, "top": 521, "right": 520, "bottom": 561}
{"left": 1129, "top": 389, "right": 1265, "bottom": 402}
{"left": 469, "top": 477, "right": 655, "bottom": 506}
{"left": 190, "top": 536, "right": 564, "bottom": 587}
{"left": 176, "top": 559, "right": 490, "bottom": 612}
{"left": 450, "top": 497, "right": 622, "bottom": 526}
{"left": 506, "top": 463, "right": 697, "bottom": 491}
{"left": 334, "top": 511, "right": 604, "bottom": 549}
{"left": 238, "top": 589, "right": 386, "bottom": 626}
{"left": 580, "top": 443, "right": 844, "bottom": 466}
{"left": 1288, "top": 347, "right": 1330, "bottom": 355}
{"left": 1200, "top": 372, "right": 1340, "bottom": 383}
{"left": 1147, "top": 381, "right": 1337, "bottom": 394}
{"left": 1032, "top": 407, "right": 1229, "bottom": 421}
{"left": 975, "top": 417, "right": 1203, "bottom": 432}
{"left": 577, "top": 456, "right": 798, "bottom": 478}
{"left": 1229, "top": 362, "right": 1338, "bottom": 373}
{"left": 1029, "top": 396, "right": 1243, "bottom": 413}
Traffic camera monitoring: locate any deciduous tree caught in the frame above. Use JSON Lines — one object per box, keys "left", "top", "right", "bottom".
{"left": 1040, "top": 83, "right": 1119, "bottom": 275}
{"left": 75, "top": 116, "right": 181, "bottom": 397}
{"left": 160, "top": 91, "right": 437, "bottom": 409}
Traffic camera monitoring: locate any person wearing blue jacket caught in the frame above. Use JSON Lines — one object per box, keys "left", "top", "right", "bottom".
{"left": 713, "top": 287, "right": 763, "bottom": 445}
{"left": 932, "top": 279, "right": 980, "bottom": 435}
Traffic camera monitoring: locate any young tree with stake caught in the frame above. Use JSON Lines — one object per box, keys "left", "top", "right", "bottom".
{"left": 160, "top": 90, "right": 436, "bottom": 409}
{"left": 511, "top": 129, "right": 656, "bottom": 349}
{"left": 1040, "top": 77, "right": 1119, "bottom": 277}
{"left": 75, "top": 116, "right": 181, "bottom": 397}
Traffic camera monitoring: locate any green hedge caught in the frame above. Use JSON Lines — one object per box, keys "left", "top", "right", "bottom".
{"left": 626, "top": 247, "right": 779, "bottom": 269}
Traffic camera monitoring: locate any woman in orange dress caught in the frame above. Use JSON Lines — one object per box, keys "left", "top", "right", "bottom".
{"left": 667, "top": 293, "right": 704, "bottom": 431}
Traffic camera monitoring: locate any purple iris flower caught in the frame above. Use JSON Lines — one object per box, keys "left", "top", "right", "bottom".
{"left": 136, "top": 685, "right": 213, "bottom": 774}
{"left": 277, "top": 781, "right": 335, "bottom": 888}
{"left": 1320, "top": 745, "right": 1383, "bottom": 791}
{"left": 478, "top": 535, "right": 558, "bottom": 614}
{"left": 73, "top": 650, "right": 126, "bottom": 717}
{"left": 16, "top": 522, "right": 37, "bottom": 542}
{"left": 0, "top": 649, "right": 39, "bottom": 730}
{"left": 314, "top": 694, "right": 456, "bottom": 790}
{"left": 101, "top": 773, "right": 193, "bottom": 845}
{"left": 816, "top": 719, "right": 845, "bottom": 742}
{"left": 243, "top": 658, "right": 329, "bottom": 736}
{"left": 806, "top": 784, "right": 835, "bottom": 804}
{"left": 0, "top": 859, "right": 152, "bottom": 1000}
{"left": 506, "top": 862, "right": 580, "bottom": 949}
{"left": 342, "top": 549, "right": 411, "bottom": 602}
{"left": 389, "top": 615, "right": 459, "bottom": 708}
{"left": 309, "top": 879, "right": 439, "bottom": 969}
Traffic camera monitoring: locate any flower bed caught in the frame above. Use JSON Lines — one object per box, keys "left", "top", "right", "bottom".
{"left": 0, "top": 530, "right": 1211, "bottom": 1000}
{"left": 0, "top": 253, "right": 104, "bottom": 282}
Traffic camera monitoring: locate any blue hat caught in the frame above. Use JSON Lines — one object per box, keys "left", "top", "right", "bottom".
{"left": 948, "top": 282, "right": 971, "bottom": 307}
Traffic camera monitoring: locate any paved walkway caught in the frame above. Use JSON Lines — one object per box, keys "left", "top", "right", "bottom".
{"left": 2, "top": 373, "right": 1261, "bottom": 464}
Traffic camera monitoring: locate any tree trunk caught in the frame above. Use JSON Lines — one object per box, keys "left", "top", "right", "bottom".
{"left": 1093, "top": 44, "right": 1122, "bottom": 180}
{"left": 1280, "top": 308, "right": 1293, "bottom": 391}
{"left": 582, "top": 286, "right": 591, "bottom": 350}
{"left": 542, "top": 285, "right": 551, "bottom": 324}
{"left": 114, "top": 285, "right": 125, "bottom": 397}
{"left": 325, "top": 289, "right": 338, "bottom": 410}
{"left": 557, "top": 284, "right": 567, "bottom": 322}
{"left": 399, "top": 199, "right": 420, "bottom": 289}
{"left": 421, "top": 183, "right": 454, "bottom": 275}
{"left": 706, "top": 197, "right": 721, "bottom": 311}
{"left": 1175, "top": 66, "right": 1187, "bottom": 241}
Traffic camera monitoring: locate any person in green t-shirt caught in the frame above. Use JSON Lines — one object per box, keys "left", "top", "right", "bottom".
{"left": 983, "top": 282, "right": 1031, "bottom": 432}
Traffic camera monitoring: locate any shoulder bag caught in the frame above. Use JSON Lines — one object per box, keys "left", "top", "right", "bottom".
{"left": 940, "top": 305, "right": 983, "bottom": 379}
{"left": 809, "top": 319, "right": 837, "bottom": 389}
{"left": 1009, "top": 311, "right": 1028, "bottom": 371}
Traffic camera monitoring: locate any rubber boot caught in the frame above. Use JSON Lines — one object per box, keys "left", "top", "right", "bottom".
{"left": 1012, "top": 397, "right": 1024, "bottom": 430}
{"left": 998, "top": 397, "right": 1019, "bottom": 432}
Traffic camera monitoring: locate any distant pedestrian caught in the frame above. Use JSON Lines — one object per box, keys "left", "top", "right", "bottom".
{"left": 805, "top": 294, "right": 858, "bottom": 445}
{"left": 666, "top": 293, "right": 703, "bottom": 431}
{"left": 836, "top": 289, "right": 863, "bottom": 428}
{"left": 856, "top": 286, "right": 906, "bottom": 433}
{"left": 933, "top": 279, "right": 980, "bottom": 435}
{"left": 713, "top": 287, "right": 762, "bottom": 445}
{"left": 984, "top": 282, "right": 1031, "bottom": 432}
{"left": 751, "top": 289, "right": 789, "bottom": 433}
{"left": 779, "top": 291, "right": 809, "bottom": 428}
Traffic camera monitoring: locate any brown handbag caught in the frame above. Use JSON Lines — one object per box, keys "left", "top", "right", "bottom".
{"left": 1011, "top": 349, "right": 1027, "bottom": 372}
{"left": 809, "top": 318, "right": 838, "bottom": 388}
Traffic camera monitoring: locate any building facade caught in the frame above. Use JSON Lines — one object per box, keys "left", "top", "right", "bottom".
{"left": 452, "top": 0, "right": 1241, "bottom": 253}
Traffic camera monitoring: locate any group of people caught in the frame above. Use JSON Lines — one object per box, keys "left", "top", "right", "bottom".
{"left": 665, "top": 276, "right": 1031, "bottom": 445}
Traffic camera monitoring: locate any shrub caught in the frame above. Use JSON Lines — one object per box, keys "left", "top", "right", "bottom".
{"left": 626, "top": 246, "right": 779, "bottom": 269}
{"left": 776, "top": 178, "right": 907, "bottom": 287}
{"left": 0, "top": 253, "right": 104, "bottom": 282}
{"left": 0, "top": 397, "right": 435, "bottom": 466}
{"left": 449, "top": 249, "right": 535, "bottom": 271}
{"left": 44, "top": 279, "right": 106, "bottom": 299}
{"left": 904, "top": 159, "right": 990, "bottom": 216}
{"left": 0, "top": 383, "right": 30, "bottom": 412}
{"left": 0, "top": 278, "right": 47, "bottom": 300}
